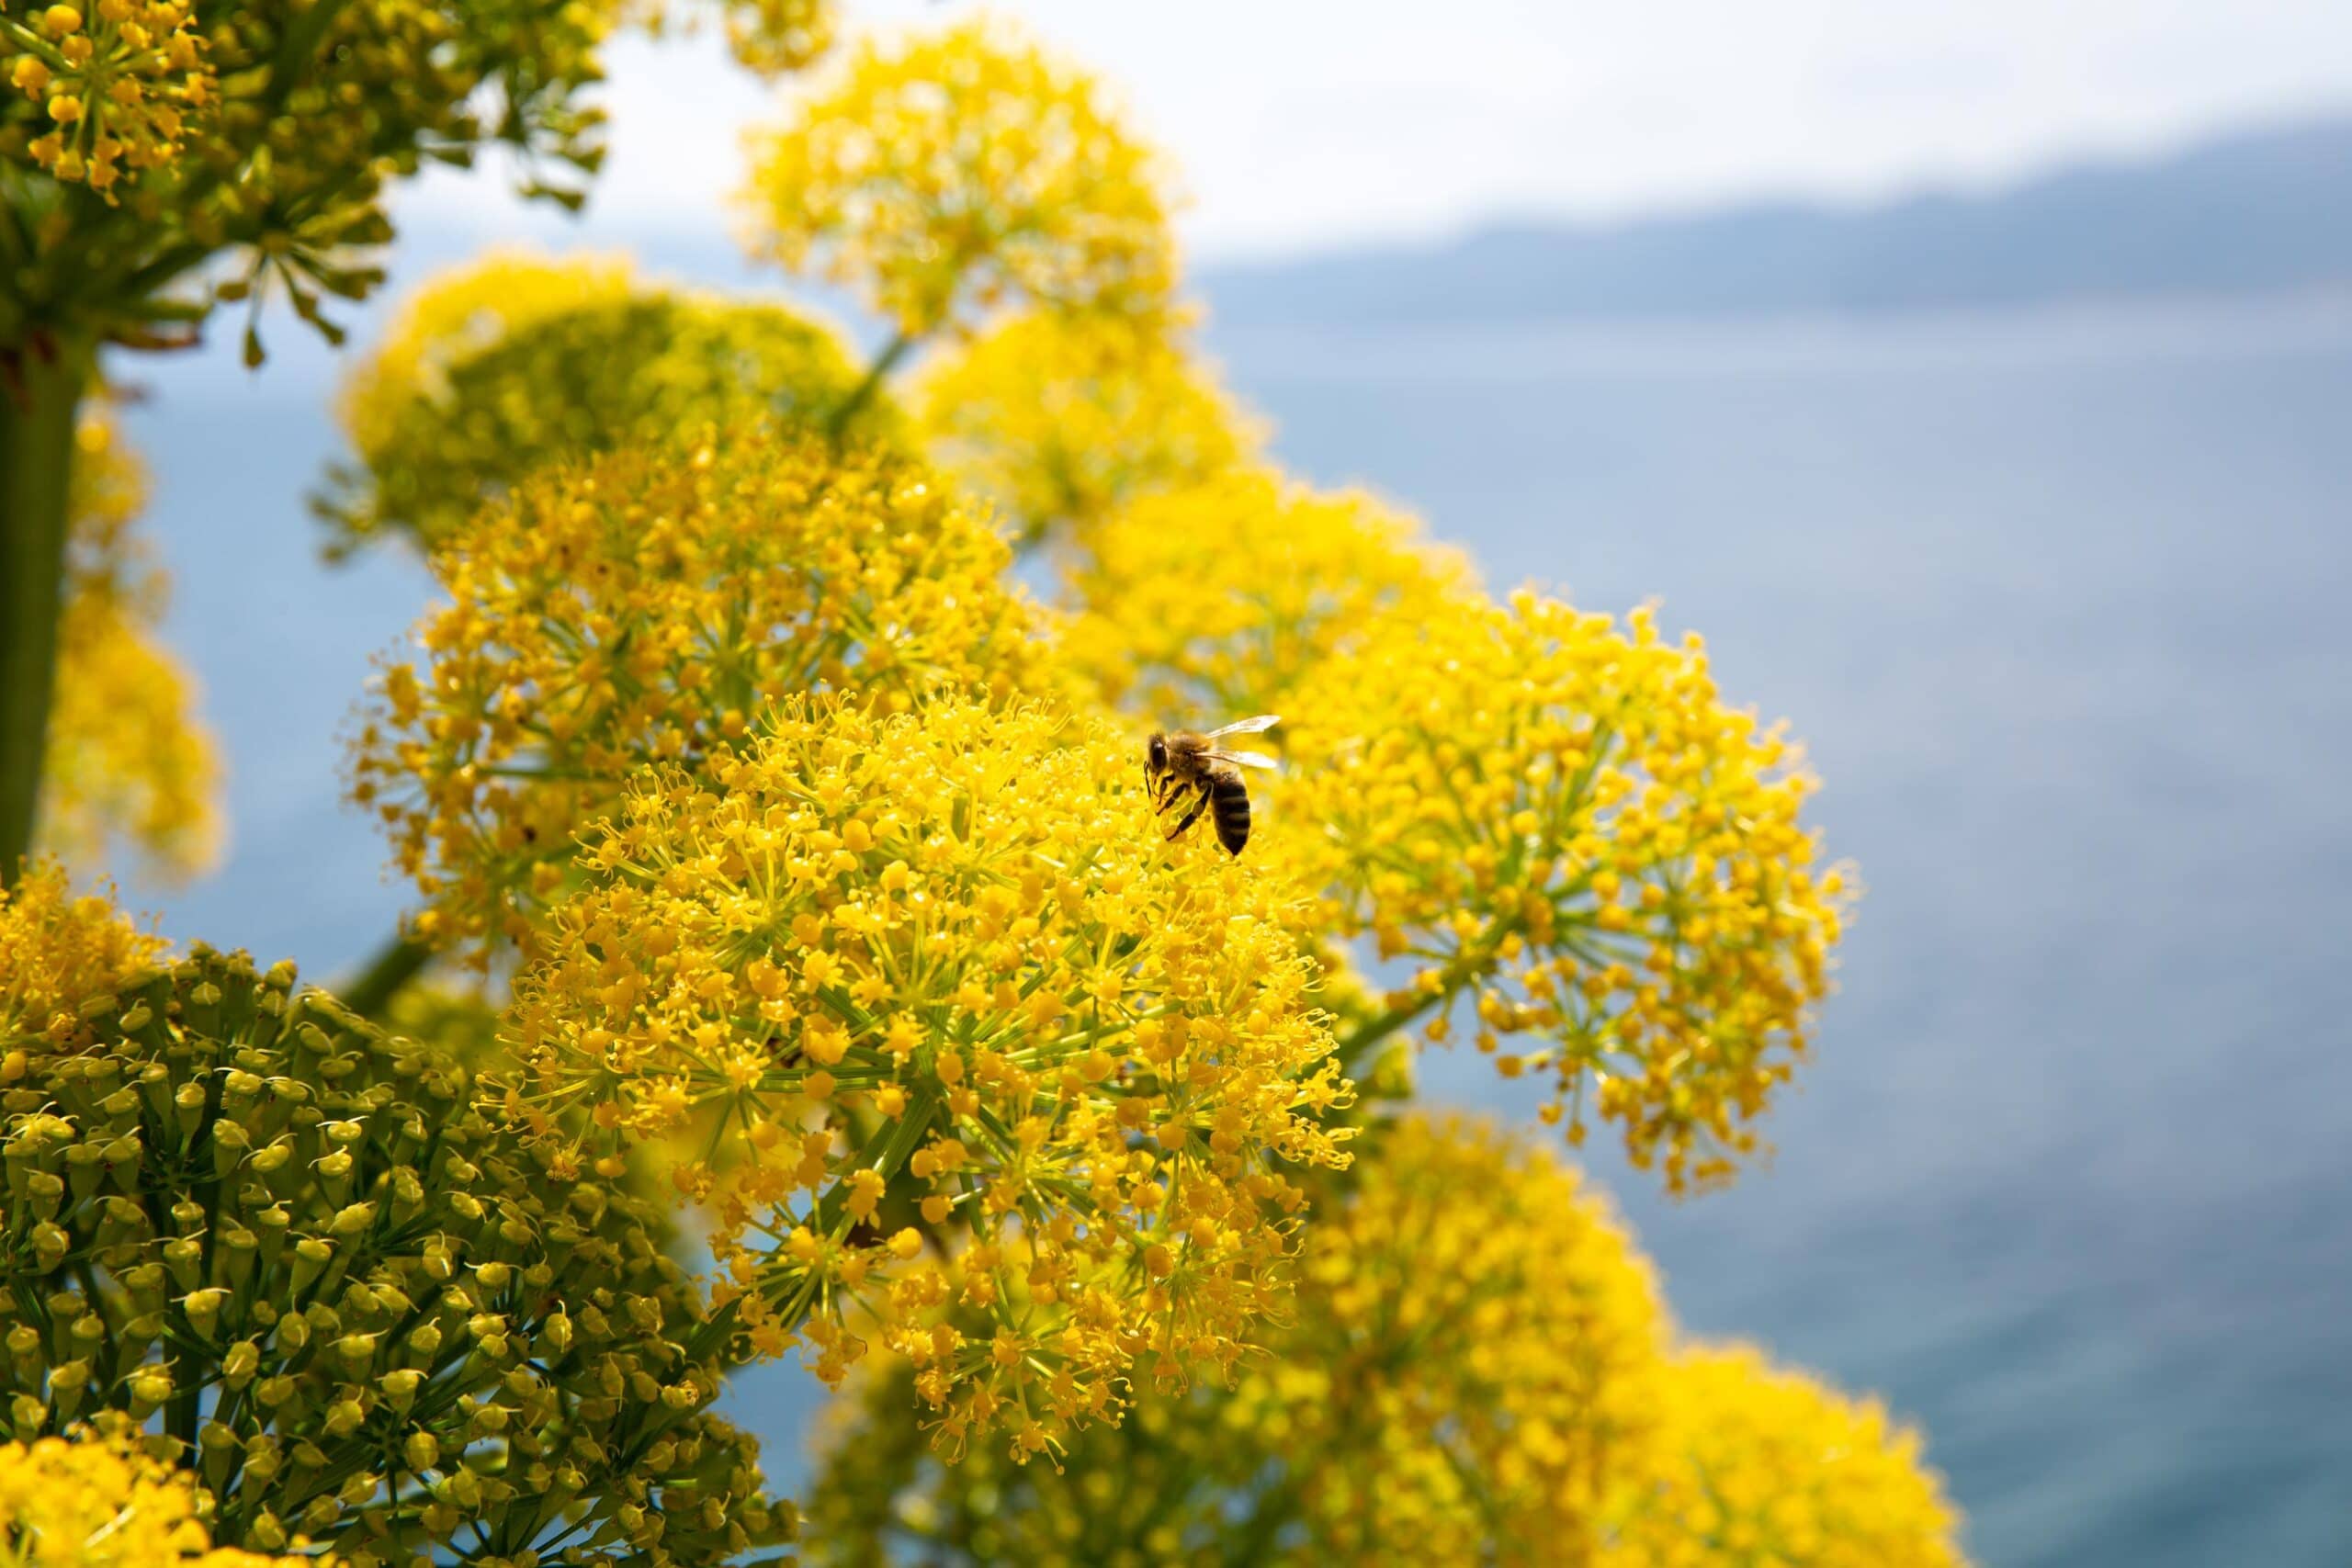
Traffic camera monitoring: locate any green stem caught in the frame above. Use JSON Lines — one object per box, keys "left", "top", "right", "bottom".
{"left": 0, "top": 341, "right": 86, "bottom": 885}
{"left": 337, "top": 931, "right": 436, "bottom": 1019}
{"left": 825, "top": 329, "right": 911, "bottom": 442}
{"left": 1333, "top": 991, "right": 1442, "bottom": 1076}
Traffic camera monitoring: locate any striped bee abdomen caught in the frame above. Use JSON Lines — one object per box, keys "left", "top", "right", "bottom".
{"left": 1209, "top": 771, "right": 1252, "bottom": 855}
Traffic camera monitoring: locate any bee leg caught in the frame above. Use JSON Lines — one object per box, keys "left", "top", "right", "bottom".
{"left": 1166, "top": 784, "right": 1210, "bottom": 841}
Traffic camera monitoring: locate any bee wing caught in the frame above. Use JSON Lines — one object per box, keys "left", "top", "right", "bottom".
{"left": 1210, "top": 750, "right": 1282, "bottom": 771}
{"left": 1205, "top": 714, "right": 1281, "bottom": 739}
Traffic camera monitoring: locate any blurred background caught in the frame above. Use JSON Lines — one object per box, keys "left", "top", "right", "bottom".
{"left": 108, "top": 3, "right": 2352, "bottom": 1562}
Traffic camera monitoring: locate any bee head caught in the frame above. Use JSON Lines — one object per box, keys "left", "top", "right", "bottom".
{"left": 1145, "top": 733, "right": 1168, "bottom": 775}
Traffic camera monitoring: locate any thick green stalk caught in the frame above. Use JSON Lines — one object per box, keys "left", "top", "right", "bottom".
{"left": 337, "top": 931, "right": 436, "bottom": 1019}
{"left": 0, "top": 343, "right": 85, "bottom": 884}
{"left": 826, "top": 329, "right": 911, "bottom": 442}
{"left": 1333, "top": 990, "right": 1442, "bottom": 1076}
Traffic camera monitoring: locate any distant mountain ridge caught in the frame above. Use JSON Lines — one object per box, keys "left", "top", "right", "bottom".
{"left": 1201, "top": 114, "right": 2352, "bottom": 325}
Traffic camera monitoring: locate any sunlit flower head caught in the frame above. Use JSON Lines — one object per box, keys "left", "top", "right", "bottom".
{"left": 738, "top": 17, "right": 1177, "bottom": 339}
{"left": 41, "top": 415, "right": 222, "bottom": 881}
{"left": 1053, "top": 469, "right": 1845, "bottom": 1189}
{"left": 0, "top": 861, "right": 161, "bottom": 1048}
{"left": 914, "top": 305, "right": 1262, "bottom": 547}
{"left": 1272, "top": 592, "right": 1850, "bottom": 1191}
{"left": 0, "top": 1426, "right": 301, "bottom": 1566}
{"left": 804, "top": 1115, "right": 1665, "bottom": 1564}
{"left": 349, "top": 424, "right": 1053, "bottom": 959}
{"left": 1060, "top": 467, "right": 1481, "bottom": 723}
{"left": 324, "top": 250, "right": 879, "bottom": 553}
{"left": 333, "top": 249, "right": 641, "bottom": 479}
{"left": 506, "top": 695, "right": 1353, "bottom": 1461}
{"left": 1259, "top": 1116, "right": 1666, "bottom": 1561}
{"left": 1601, "top": 1347, "right": 1967, "bottom": 1568}
{"left": 1, "top": 0, "right": 214, "bottom": 194}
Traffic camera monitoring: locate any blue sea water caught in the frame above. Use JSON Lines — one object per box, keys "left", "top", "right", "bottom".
{"left": 116, "top": 291, "right": 2352, "bottom": 1566}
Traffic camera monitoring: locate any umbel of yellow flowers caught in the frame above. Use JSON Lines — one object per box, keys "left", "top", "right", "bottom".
{"left": 0, "top": 858, "right": 163, "bottom": 1045}
{"left": 630, "top": 0, "right": 837, "bottom": 77}
{"left": 0, "top": 1425, "right": 304, "bottom": 1567}
{"left": 1057, "top": 467, "right": 1849, "bottom": 1191}
{"left": 318, "top": 251, "right": 880, "bottom": 555}
{"left": 739, "top": 17, "right": 1177, "bottom": 343}
{"left": 349, "top": 425, "right": 1051, "bottom": 959}
{"left": 1604, "top": 1348, "right": 1966, "bottom": 1568}
{"left": 1061, "top": 466, "right": 1481, "bottom": 721}
{"left": 802, "top": 1117, "right": 1964, "bottom": 1568}
{"left": 42, "top": 415, "right": 221, "bottom": 882}
{"left": 507, "top": 696, "right": 1355, "bottom": 1461}
{"left": 913, "top": 307, "right": 1264, "bottom": 547}
{"left": 0, "top": 0, "right": 212, "bottom": 194}
{"left": 1276, "top": 592, "right": 1849, "bottom": 1190}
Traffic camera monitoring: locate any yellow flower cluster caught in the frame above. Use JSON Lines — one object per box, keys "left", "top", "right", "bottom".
{"left": 42, "top": 613, "right": 220, "bottom": 881}
{"left": 631, "top": 0, "right": 835, "bottom": 74}
{"left": 1057, "top": 474, "right": 1842, "bottom": 1189}
{"left": 0, "top": 1427, "right": 301, "bottom": 1567}
{"left": 1278, "top": 592, "right": 1849, "bottom": 1190}
{"left": 1603, "top": 1348, "right": 1966, "bottom": 1568}
{"left": 43, "top": 416, "right": 222, "bottom": 881}
{"left": 1, "top": 0, "right": 213, "bottom": 192}
{"left": 334, "top": 250, "right": 639, "bottom": 470}
{"left": 716, "top": 0, "right": 836, "bottom": 74}
{"left": 323, "top": 252, "right": 876, "bottom": 553}
{"left": 0, "top": 859, "right": 160, "bottom": 1046}
{"left": 506, "top": 697, "right": 1353, "bottom": 1461}
{"left": 739, "top": 18, "right": 1177, "bottom": 338}
{"left": 1061, "top": 467, "right": 1479, "bottom": 724}
{"left": 1223, "top": 1116, "right": 1664, "bottom": 1564}
{"left": 807, "top": 1117, "right": 1961, "bottom": 1565}
{"left": 914, "top": 307, "right": 1261, "bottom": 547}
{"left": 5, "top": 1, "right": 631, "bottom": 357}
{"left": 349, "top": 426, "right": 1049, "bottom": 958}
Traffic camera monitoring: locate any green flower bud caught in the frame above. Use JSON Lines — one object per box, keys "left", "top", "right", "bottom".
{"left": 379, "top": 1368, "right": 423, "bottom": 1413}
{"left": 127, "top": 1365, "right": 170, "bottom": 1412}
{"left": 291, "top": 1236, "right": 334, "bottom": 1292}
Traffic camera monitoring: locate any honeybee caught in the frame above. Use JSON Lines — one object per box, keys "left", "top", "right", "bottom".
{"left": 1146, "top": 715, "right": 1282, "bottom": 856}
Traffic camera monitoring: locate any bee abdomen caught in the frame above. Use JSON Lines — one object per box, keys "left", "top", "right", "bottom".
{"left": 1209, "top": 773, "right": 1251, "bottom": 855}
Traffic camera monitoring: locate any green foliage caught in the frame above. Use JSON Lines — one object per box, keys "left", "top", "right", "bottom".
{"left": 0, "top": 0, "right": 617, "bottom": 358}
{"left": 0, "top": 946, "right": 790, "bottom": 1565}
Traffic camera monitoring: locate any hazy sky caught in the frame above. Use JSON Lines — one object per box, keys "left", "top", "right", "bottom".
{"left": 412, "top": 0, "right": 2352, "bottom": 263}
